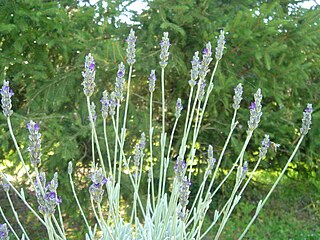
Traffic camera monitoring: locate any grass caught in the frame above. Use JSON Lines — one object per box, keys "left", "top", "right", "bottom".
{"left": 201, "top": 172, "right": 320, "bottom": 239}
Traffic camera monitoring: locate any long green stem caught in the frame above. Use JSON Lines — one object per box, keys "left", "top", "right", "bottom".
{"left": 68, "top": 173, "right": 93, "bottom": 239}
{"left": 7, "top": 117, "right": 35, "bottom": 190}
{"left": 158, "top": 67, "right": 167, "bottom": 205}
{"left": 239, "top": 136, "right": 305, "bottom": 239}
{"left": 162, "top": 117, "right": 179, "bottom": 198}
{"left": 115, "top": 100, "right": 120, "bottom": 180}
{"left": 111, "top": 117, "right": 146, "bottom": 218}
{"left": 6, "top": 192, "right": 29, "bottom": 239}
{"left": 149, "top": 91, "right": 155, "bottom": 209}
{"left": 0, "top": 171, "right": 45, "bottom": 225}
{"left": 0, "top": 207, "right": 20, "bottom": 240}
{"left": 86, "top": 97, "right": 106, "bottom": 175}
{"left": 103, "top": 119, "right": 113, "bottom": 176}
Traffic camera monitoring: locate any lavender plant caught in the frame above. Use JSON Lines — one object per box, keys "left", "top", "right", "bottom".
{"left": 0, "top": 29, "right": 314, "bottom": 240}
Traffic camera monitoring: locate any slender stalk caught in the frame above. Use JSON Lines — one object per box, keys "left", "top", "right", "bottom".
{"left": 0, "top": 171, "right": 45, "bottom": 225}
{"left": 183, "top": 86, "right": 194, "bottom": 138}
{"left": 239, "top": 136, "right": 305, "bottom": 239}
{"left": 149, "top": 91, "right": 155, "bottom": 209}
{"left": 86, "top": 97, "right": 106, "bottom": 175}
{"left": 7, "top": 117, "right": 35, "bottom": 190}
{"left": 0, "top": 207, "right": 20, "bottom": 240}
{"left": 162, "top": 117, "right": 179, "bottom": 198}
{"left": 52, "top": 215, "right": 66, "bottom": 240}
{"left": 91, "top": 130, "right": 95, "bottom": 171}
{"left": 90, "top": 197, "right": 103, "bottom": 232}
{"left": 57, "top": 204, "right": 65, "bottom": 236}
{"left": 187, "top": 98, "right": 202, "bottom": 180}
{"left": 5, "top": 192, "right": 29, "bottom": 239}
{"left": 45, "top": 215, "right": 54, "bottom": 240}
{"left": 98, "top": 204, "right": 114, "bottom": 240}
{"left": 115, "top": 101, "right": 121, "bottom": 184}
{"left": 68, "top": 173, "right": 93, "bottom": 239}
{"left": 158, "top": 67, "right": 167, "bottom": 205}
{"left": 103, "top": 119, "right": 113, "bottom": 176}
{"left": 111, "top": 117, "right": 146, "bottom": 218}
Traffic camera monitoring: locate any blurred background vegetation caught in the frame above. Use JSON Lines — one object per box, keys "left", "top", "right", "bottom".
{"left": 0, "top": 0, "right": 319, "bottom": 239}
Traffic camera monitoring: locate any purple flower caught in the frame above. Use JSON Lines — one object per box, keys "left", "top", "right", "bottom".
{"left": 1, "top": 177, "right": 10, "bottom": 192}
{"left": 189, "top": 51, "right": 200, "bottom": 87}
{"left": 82, "top": 53, "right": 96, "bottom": 97}
{"left": 35, "top": 172, "right": 61, "bottom": 215}
{"left": 300, "top": 103, "right": 313, "bottom": 135}
{"left": 100, "top": 90, "right": 110, "bottom": 119}
{"left": 215, "top": 30, "right": 226, "bottom": 60}
{"left": 177, "top": 176, "right": 191, "bottom": 221}
{"left": 205, "top": 145, "right": 216, "bottom": 177}
{"left": 133, "top": 132, "right": 146, "bottom": 167}
{"left": 0, "top": 223, "right": 9, "bottom": 240}
{"left": 27, "top": 120, "right": 42, "bottom": 167}
{"left": 114, "top": 62, "right": 126, "bottom": 101}
{"left": 148, "top": 70, "right": 157, "bottom": 93}
{"left": 249, "top": 102, "right": 256, "bottom": 110}
{"left": 174, "top": 156, "right": 186, "bottom": 182}
{"left": 0, "top": 80, "right": 14, "bottom": 117}
{"left": 159, "top": 32, "right": 170, "bottom": 68}
{"left": 232, "top": 83, "right": 243, "bottom": 110}
{"left": 242, "top": 161, "right": 248, "bottom": 179}
{"left": 247, "top": 89, "right": 263, "bottom": 131}
{"left": 260, "top": 135, "right": 270, "bottom": 158}
{"left": 89, "top": 168, "right": 107, "bottom": 203}
{"left": 175, "top": 98, "right": 183, "bottom": 118}
{"left": 89, "top": 62, "right": 95, "bottom": 71}
{"left": 126, "top": 29, "right": 137, "bottom": 65}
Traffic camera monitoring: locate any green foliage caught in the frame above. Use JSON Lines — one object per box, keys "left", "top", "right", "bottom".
{"left": 135, "top": 0, "right": 320, "bottom": 178}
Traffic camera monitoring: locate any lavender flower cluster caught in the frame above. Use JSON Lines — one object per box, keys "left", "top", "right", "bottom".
{"left": 35, "top": 172, "right": 62, "bottom": 216}
{"left": 133, "top": 133, "right": 146, "bottom": 167}
{"left": 232, "top": 83, "right": 243, "bottom": 110}
{"left": 215, "top": 30, "right": 226, "bottom": 60}
{"left": 89, "top": 168, "right": 107, "bottom": 203}
{"left": 205, "top": 145, "right": 216, "bottom": 178}
{"left": 175, "top": 98, "right": 183, "bottom": 118}
{"left": 100, "top": 90, "right": 109, "bottom": 119}
{"left": 247, "top": 89, "right": 263, "bottom": 131}
{"left": 114, "top": 62, "right": 126, "bottom": 101}
{"left": 82, "top": 53, "right": 96, "bottom": 97}
{"left": 148, "top": 70, "right": 157, "bottom": 93}
{"left": 0, "top": 224, "right": 9, "bottom": 240}
{"left": 177, "top": 176, "right": 191, "bottom": 221}
{"left": 188, "top": 51, "right": 200, "bottom": 87}
{"left": 126, "top": 29, "right": 137, "bottom": 66}
{"left": 259, "top": 135, "right": 270, "bottom": 158}
{"left": 300, "top": 104, "right": 313, "bottom": 135}
{"left": 1, "top": 177, "right": 10, "bottom": 193}
{"left": 174, "top": 156, "right": 187, "bottom": 182}
{"left": 0, "top": 80, "right": 14, "bottom": 117}
{"left": 159, "top": 32, "right": 170, "bottom": 68}
{"left": 27, "top": 120, "right": 42, "bottom": 167}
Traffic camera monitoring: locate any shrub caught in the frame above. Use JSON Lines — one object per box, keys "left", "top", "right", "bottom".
{"left": 0, "top": 29, "right": 313, "bottom": 239}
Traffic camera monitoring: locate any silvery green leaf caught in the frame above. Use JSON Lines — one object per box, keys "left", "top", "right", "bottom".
{"left": 214, "top": 210, "right": 219, "bottom": 222}
{"left": 20, "top": 188, "right": 25, "bottom": 200}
